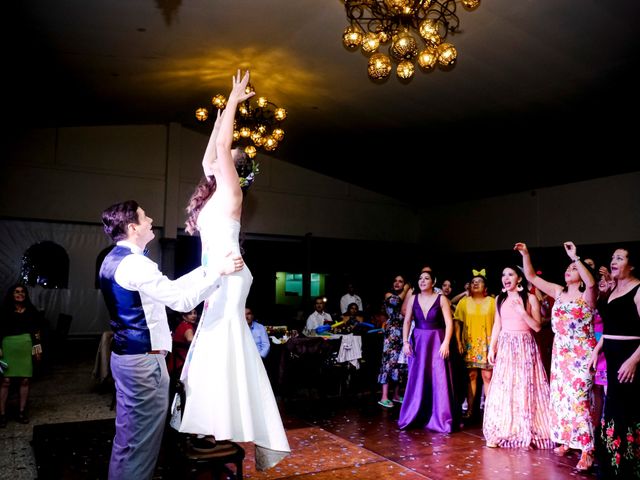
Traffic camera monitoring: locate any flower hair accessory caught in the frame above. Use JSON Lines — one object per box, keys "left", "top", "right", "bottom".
{"left": 238, "top": 159, "right": 260, "bottom": 189}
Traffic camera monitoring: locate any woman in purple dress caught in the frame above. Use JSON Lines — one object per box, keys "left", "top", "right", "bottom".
{"left": 398, "top": 270, "right": 455, "bottom": 433}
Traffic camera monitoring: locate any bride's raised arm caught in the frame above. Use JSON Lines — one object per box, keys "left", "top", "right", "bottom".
{"left": 215, "top": 70, "right": 254, "bottom": 197}
{"left": 201, "top": 110, "right": 222, "bottom": 177}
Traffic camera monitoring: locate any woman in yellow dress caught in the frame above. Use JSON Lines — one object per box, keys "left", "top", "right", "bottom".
{"left": 454, "top": 271, "right": 495, "bottom": 420}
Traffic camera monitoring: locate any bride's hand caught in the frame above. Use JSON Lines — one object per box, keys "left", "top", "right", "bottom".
{"left": 229, "top": 70, "right": 254, "bottom": 104}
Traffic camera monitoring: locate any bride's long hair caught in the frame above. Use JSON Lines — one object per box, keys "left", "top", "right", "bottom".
{"left": 185, "top": 149, "right": 251, "bottom": 235}
{"left": 185, "top": 175, "right": 217, "bottom": 235}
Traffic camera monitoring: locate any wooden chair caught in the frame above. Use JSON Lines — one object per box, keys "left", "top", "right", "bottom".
{"left": 180, "top": 438, "right": 245, "bottom": 479}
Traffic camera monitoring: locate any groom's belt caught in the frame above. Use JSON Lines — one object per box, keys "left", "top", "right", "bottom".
{"left": 147, "top": 350, "right": 168, "bottom": 356}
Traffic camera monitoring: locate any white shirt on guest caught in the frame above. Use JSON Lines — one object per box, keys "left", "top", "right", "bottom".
{"left": 304, "top": 311, "right": 333, "bottom": 335}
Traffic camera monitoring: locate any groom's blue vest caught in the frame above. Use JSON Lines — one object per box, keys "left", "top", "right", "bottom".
{"left": 99, "top": 246, "right": 151, "bottom": 355}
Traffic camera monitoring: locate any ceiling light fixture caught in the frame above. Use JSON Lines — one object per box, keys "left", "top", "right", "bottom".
{"left": 195, "top": 84, "right": 287, "bottom": 158}
{"left": 342, "top": 0, "right": 480, "bottom": 81}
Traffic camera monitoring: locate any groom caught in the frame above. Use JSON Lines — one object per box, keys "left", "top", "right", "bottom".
{"left": 99, "top": 200, "right": 243, "bottom": 480}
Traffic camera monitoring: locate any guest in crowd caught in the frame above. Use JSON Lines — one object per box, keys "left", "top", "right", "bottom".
{"left": 450, "top": 282, "right": 471, "bottom": 307}
{"left": 303, "top": 297, "right": 333, "bottom": 336}
{"left": 167, "top": 308, "right": 199, "bottom": 376}
{"left": 245, "top": 307, "right": 270, "bottom": 359}
{"left": 378, "top": 275, "right": 409, "bottom": 408}
{"left": 370, "top": 305, "right": 389, "bottom": 329}
{"left": 339, "top": 283, "right": 363, "bottom": 315}
{"left": 483, "top": 265, "right": 552, "bottom": 449}
{"left": 0, "top": 284, "right": 43, "bottom": 427}
{"left": 529, "top": 274, "right": 554, "bottom": 380}
{"left": 441, "top": 279, "right": 454, "bottom": 299}
{"left": 590, "top": 275, "right": 608, "bottom": 435}
{"left": 591, "top": 245, "right": 640, "bottom": 478}
{"left": 333, "top": 302, "right": 364, "bottom": 335}
{"left": 454, "top": 270, "right": 495, "bottom": 421}
{"left": 516, "top": 241, "right": 596, "bottom": 471}
{"left": 399, "top": 270, "right": 455, "bottom": 433}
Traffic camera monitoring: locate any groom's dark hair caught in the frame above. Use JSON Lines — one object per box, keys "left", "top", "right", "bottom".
{"left": 102, "top": 200, "right": 140, "bottom": 242}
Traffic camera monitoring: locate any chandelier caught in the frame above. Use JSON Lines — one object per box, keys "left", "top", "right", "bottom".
{"left": 342, "top": 0, "right": 480, "bottom": 81}
{"left": 195, "top": 84, "right": 287, "bottom": 158}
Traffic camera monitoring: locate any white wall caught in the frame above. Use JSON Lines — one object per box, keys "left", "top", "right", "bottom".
{"left": 418, "top": 172, "right": 640, "bottom": 252}
{"left": 0, "top": 124, "right": 418, "bottom": 334}
{"left": 1, "top": 124, "right": 419, "bottom": 243}
{"left": 0, "top": 219, "right": 162, "bottom": 334}
{"left": 3, "top": 124, "right": 637, "bottom": 335}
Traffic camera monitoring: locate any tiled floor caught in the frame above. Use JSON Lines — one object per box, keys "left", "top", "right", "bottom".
{"left": 1, "top": 339, "right": 596, "bottom": 479}
{"left": 0, "top": 346, "right": 116, "bottom": 479}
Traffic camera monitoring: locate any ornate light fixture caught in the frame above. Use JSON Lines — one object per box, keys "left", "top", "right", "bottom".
{"left": 342, "top": 0, "right": 480, "bottom": 81}
{"left": 195, "top": 84, "right": 287, "bottom": 158}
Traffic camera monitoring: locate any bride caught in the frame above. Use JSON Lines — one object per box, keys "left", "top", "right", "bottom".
{"left": 178, "top": 70, "right": 290, "bottom": 470}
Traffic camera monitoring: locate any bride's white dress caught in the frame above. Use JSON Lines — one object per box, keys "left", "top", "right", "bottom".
{"left": 177, "top": 199, "right": 290, "bottom": 470}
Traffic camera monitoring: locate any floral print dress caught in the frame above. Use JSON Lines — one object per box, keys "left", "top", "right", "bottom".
{"left": 454, "top": 296, "right": 495, "bottom": 369}
{"left": 549, "top": 295, "right": 596, "bottom": 450}
{"left": 378, "top": 293, "right": 407, "bottom": 385}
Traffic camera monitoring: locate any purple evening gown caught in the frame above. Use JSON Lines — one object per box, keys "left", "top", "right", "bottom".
{"left": 398, "top": 294, "right": 454, "bottom": 433}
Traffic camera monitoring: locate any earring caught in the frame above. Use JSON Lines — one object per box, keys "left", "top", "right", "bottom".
{"left": 516, "top": 283, "right": 524, "bottom": 292}
{"left": 501, "top": 287, "right": 507, "bottom": 293}
{"left": 579, "top": 281, "right": 585, "bottom": 290}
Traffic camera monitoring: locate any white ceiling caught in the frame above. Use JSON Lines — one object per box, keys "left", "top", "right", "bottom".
{"left": 7, "top": 0, "right": 640, "bottom": 203}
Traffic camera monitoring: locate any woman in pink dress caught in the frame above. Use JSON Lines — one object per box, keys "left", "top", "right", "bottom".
{"left": 516, "top": 241, "right": 597, "bottom": 471}
{"left": 483, "top": 265, "right": 552, "bottom": 449}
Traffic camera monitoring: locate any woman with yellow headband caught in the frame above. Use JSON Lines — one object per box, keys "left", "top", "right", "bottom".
{"left": 453, "top": 269, "right": 495, "bottom": 422}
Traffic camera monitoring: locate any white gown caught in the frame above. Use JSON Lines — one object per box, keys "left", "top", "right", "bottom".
{"left": 177, "top": 199, "right": 290, "bottom": 470}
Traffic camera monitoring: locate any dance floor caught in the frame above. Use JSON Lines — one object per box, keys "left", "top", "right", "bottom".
{"left": 17, "top": 338, "right": 594, "bottom": 479}
{"left": 31, "top": 399, "right": 596, "bottom": 479}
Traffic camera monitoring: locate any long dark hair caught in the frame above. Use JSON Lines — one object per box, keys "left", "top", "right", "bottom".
{"left": 496, "top": 266, "right": 529, "bottom": 316}
{"left": 3, "top": 283, "right": 37, "bottom": 314}
{"left": 184, "top": 149, "right": 252, "bottom": 235}
{"left": 185, "top": 176, "right": 217, "bottom": 235}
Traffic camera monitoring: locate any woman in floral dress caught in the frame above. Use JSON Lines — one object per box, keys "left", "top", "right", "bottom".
{"left": 378, "top": 275, "right": 409, "bottom": 408}
{"left": 516, "top": 241, "right": 597, "bottom": 471}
